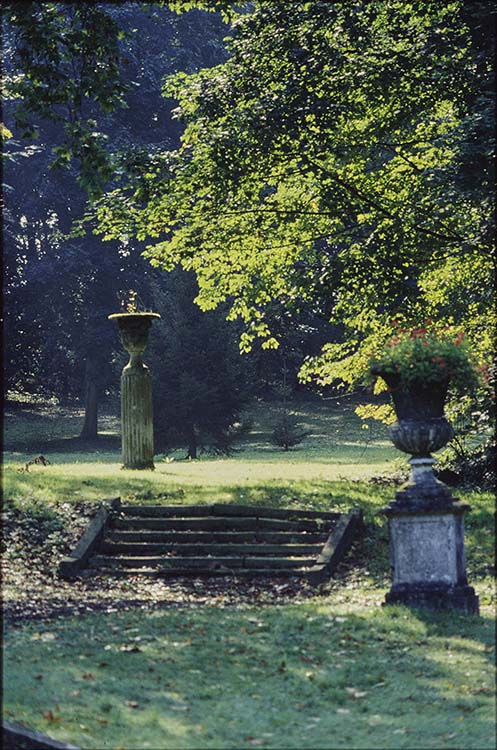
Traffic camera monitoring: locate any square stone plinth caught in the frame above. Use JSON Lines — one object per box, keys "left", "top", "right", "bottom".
{"left": 390, "top": 513, "right": 466, "bottom": 587}
{"left": 384, "top": 505, "right": 479, "bottom": 614}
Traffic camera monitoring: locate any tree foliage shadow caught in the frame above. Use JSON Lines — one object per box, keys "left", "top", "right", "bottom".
{"left": 3, "top": 604, "right": 495, "bottom": 750}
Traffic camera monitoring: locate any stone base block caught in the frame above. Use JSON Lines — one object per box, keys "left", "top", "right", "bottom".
{"left": 389, "top": 512, "right": 468, "bottom": 588}
{"left": 384, "top": 582, "right": 479, "bottom": 614}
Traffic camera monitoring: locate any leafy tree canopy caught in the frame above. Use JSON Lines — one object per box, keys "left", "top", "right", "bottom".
{"left": 2, "top": 2, "right": 228, "bottom": 416}
{"left": 2, "top": 1, "right": 128, "bottom": 198}
{"left": 92, "top": 0, "right": 495, "bottom": 414}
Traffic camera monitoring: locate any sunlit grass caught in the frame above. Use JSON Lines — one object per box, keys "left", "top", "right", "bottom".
{"left": 2, "top": 454, "right": 399, "bottom": 506}
{"left": 3, "top": 395, "right": 401, "bottom": 505}
{"left": 3, "top": 602, "right": 495, "bottom": 749}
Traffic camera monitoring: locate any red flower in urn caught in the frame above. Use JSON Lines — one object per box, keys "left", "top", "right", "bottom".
{"left": 369, "top": 325, "right": 483, "bottom": 455}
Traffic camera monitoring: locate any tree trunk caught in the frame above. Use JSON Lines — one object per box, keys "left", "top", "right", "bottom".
{"left": 187, "top": 424, "right": 197, "bottom": 459}
{"left": 80, "top": 357, "right": 98, "bottom": 439}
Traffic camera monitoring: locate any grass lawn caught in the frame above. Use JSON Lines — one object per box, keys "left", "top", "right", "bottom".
{"left": 4, "top": 601, "right": 495, "bottom": 750}
{"left": 2, "top": 395, "right": 495, "bottom": 749}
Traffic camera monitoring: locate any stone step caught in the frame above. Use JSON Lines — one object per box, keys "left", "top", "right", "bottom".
{"left": 101, "top": 541, "right": 323, "bottom": 556}
{"left": 112, "top": 516, "right": 330, "bottom": 532}
{"left": 59, "top": 502, "right": 362, "bottom": 583}
{"left": 88, "top": 567, "right": 304, "bottom": 578}
{"left": 107, "top": 530, "right": 328, "bottom": 544}
{"left": 90, "top": 555, "right": 316, "bottom": 570}
{"left": 118, "top": 504, "right": 340, "bottom": 520}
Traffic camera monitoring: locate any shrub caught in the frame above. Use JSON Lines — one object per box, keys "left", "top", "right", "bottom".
{"left": 437, "top": 437, "right": 496, "bottom": 490}
{"left": 271, "top": 413, "right": 309, "bottom": 451}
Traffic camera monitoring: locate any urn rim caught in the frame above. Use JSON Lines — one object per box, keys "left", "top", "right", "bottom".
{"left": 108, "top": 312, "right": 161, "bottom": 321}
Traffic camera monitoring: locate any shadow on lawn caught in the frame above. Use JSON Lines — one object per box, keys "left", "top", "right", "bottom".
{"left": 6, "top": 434, "right": 121, "bottom": 454}
{"left": 5, "top": 469, "right": 493, "bottom": 581}
{"left": 3, "top": 604, "right": 495, "bottom": 750}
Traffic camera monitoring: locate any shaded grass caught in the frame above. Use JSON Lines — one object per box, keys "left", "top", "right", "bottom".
{"left": 3, "top": 602, "right": 495, "bottom": 750}
{"left": 4, "top": 399, "right": 120, "bottom": 451}
{"left": 4, "top": 394, "right": 395, "bottom": 462}
{"left": 3, "top": 469, "right": 494, "bottom": 604}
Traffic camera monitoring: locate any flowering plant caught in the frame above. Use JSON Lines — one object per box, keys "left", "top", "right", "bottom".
{"left": 369, "top": 325, "right": 483, "bottom": 395}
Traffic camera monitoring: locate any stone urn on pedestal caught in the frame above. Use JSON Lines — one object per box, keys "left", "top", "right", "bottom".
{"left": 371, "top": 329, "right": 480, "bottom": 614}
{"left": 109, "top": 312, "right": 160, "bottom": 470}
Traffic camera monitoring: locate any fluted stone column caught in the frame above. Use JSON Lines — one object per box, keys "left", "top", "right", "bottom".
{"left": 109, "top": 312, "right": 160, "bottom": 469}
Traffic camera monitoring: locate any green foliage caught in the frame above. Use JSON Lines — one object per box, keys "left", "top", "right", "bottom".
{"left": 2, "top": 4, "right": 229, "bottom": 416}
{"left": 168, "top": 0, "right": 238, "bottom": 19}
{"left": 3, "top": 2, "right": 128, "bottom": 198}
{"left": 1, "top": 122, "right": 13, "bottom": 139}
{"left": 370, "top": 325, "right": 482, "bottom": 396}
{"left": 5, "top": 1, "right": 494, "bottom": 463}
{"left": 438, "top": 436, "right": 496, "bottom": 491}
{"left": 355, "top": 402, "right": 396, "bottom": 426}
{"left": 148, "top": 270, "right": 254, "bottom": 458}
{"left": 271, "top": 412, "right": 309, "bottom": 451}
{"left": 92, "top": 0, "right": 494, "bottom": 409}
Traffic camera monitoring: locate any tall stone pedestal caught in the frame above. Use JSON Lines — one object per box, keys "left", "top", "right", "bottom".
{"left": 109, "top": 311, "right": 160, "bottom": 470}
{"left": 383, "top": 456, "right": 479, "bottom": 614}
{"left": 121, "top": 360, "right": 154, "bottom": 469}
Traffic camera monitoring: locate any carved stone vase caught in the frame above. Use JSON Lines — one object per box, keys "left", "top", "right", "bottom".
{"left": 109, "top": 312, "right": 160, "bottom": 470}
{"left": 375, "top": 369, "right": 479, "bottom": 614}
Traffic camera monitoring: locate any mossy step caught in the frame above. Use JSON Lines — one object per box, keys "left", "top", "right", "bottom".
{"left": 119, "top": 504, "right": 340, "bottom": 520}
{"left": 90, "top": 555, "right": 316, "bottom": 569}
{"left": 107, "top": 530, "right": 328, "bottom": 544}
{"left": 112, "top": 516, "right": 331, "bottom": 532}
{"left": 87, "top": 567, "right": 304, "bottom": 578}
{"left": 60, "top": 502, "right": 362, "bottom": 583}
{"left": 101, "top": 542, "right": 323, "bottom": 556}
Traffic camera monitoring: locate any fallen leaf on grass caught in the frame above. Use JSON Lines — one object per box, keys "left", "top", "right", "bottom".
{"left": 301, "top": 654, "right": 316, "bottom": 664}
{"left": 42, "top": 710, "right": 60, "bottom": 723}
{"left": 124, "top": 700, "right": 140, "bottom": 709}
{"left": 346, "top": 687, "right": 367, "bottom": 699}
{"left": 82, "top": 672, "right": 95, "bottom": 680}
{"left": 368, "top": 715, "right": 382, "bottom": 725}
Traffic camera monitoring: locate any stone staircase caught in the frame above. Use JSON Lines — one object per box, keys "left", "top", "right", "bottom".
{"left": 60, "top": 501, "right": 362, "bottom": 584}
